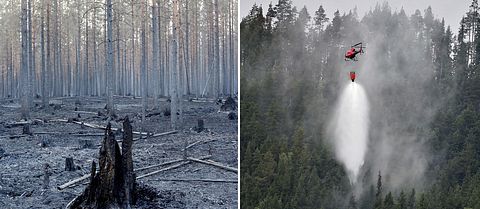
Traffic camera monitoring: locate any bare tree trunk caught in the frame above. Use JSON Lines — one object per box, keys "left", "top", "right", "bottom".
{"left": 75, "top": 2, "right": 81, "bottom": 97}
{"left": 130, "top": 0, "right": 135, "bottom": 97}
{"left": 214, "top": 0, "right": 220, "bottom": 98}
{"left": 46, "top": 1, "right": 51, "bottom": 100}
{"left": 93, "top": 6, "right": 98, "bottom": 96}
{"left": 141, "top": 1, "right": 148, "bottom": 123}
{"left": 57, "top": 1, "right": 63, "bottom": 96}
{"left": 28, "top": 0, "right": 34, "bottom": 105}
{"left": 177, "top": 0, "right": 184, "bottom": 127}
{"left": 21, "top": 0, "right": 30, "bottom": 119}
{"left": 185, "top": 0, "right": 191, "bottom": 95}
{"left": 152, "top": 1, "right": 160, "bottom": 108}
{"left": 230, "top": 0, "right": 235, "bottom": 95}
{"left": 41, "top": 1, "right": 47, "bottom": 107}
{"left": 84, "top": 8, "right": 89, "bottom": 96}
{"left": 193, "top": 0, "right": 199, "bottom": 98}
{"left": 116, "top": 13, "right": 121, "bottom": 96}
{"left": 171, "top": 0, "right": 180, "bottom": 130}
{"left": 106, "top": 0, "right": 114, "bottom": 115}
{"left": 157, "top": 0, "right": 164, "bottom": 97}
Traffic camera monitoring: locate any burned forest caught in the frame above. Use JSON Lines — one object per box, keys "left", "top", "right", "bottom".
{"left": 241, "top": 0, "right": 480, "bottom": 209}
{"left": 0, "top": 0, "right": 238, "bottom": 208}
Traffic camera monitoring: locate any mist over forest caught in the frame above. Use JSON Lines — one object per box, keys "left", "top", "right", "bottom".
{"left": 240, "top": 0, "right": 480, "bottom": 208}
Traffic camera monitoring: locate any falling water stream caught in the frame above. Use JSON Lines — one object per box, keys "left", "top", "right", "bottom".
{"left": 330, "top": 82, "right": 369, "bottom": 183}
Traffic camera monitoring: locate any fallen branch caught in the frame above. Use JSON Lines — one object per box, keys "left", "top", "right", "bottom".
{"left": 5, "top": 120, "right": 42, "bottom": 127}
{"left": 74, "top": 111, "right": 98, "bottom": 115}
{"left": 33, "top": 132, "right": 103, "bottom": 136}
{"left": 136, "top": 161, "right": 189, "bottom": 179}
{"left": 131, "top": 130, "right": 178, "bottom": 141}
{"left": 57, "top": 172, "right": 97, "bottom": 190}
{"left": 0, "top": 134, "right": 28, "bottom": 139}
{"left": 150, "top": 178, "right": 237, "bottom": 183}
{"left": 134, "top": 159, "right": 183, "bottom": 172}
{"left": 69, "top": 120, "right": 150, "bottom": 136}
{"left": 150, "top": 130, "right": 179, "bottom": 138}
{"left": 183, "top": 139, "right": 217, "bottom": 151}
{"left": 187, "top": 157, "right": 237, "bottom": 173}
{"left": 70, "top": 133, "right": 105, "bottom": 137}
{"left": 136, "top": 155, "right": 211, "bottom": 180}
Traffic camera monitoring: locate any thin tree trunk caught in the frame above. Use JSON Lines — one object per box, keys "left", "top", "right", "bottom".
{"left": 41, "top": 1, "right": 47, "bottom": 107}
{"left": 106, "top": 0, "right": 114, "bottom": 115}
{"left": 21, "top": 0, "right": 30, "bottom": 119}
{"left": 185, "top": 0, "right": 191, "bottom": 95}
{"left": 152, "top": 1, "right": 160, "bottom": 108}
{"left": 171, "top": 0, "right": 180, "bottom": 129}
{"left": 214, "top": 0, "right": 220, "bottom": 98}
{"left": 141, "top": 1, "right": 147, "bottom": 124}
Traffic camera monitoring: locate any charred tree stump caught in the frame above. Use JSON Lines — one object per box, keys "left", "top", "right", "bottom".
{"left": 193, "top": 119, "right": 204, "bottom": 133}
{"left": 220, "top": 96, "right": 237, "bottom": 111}
{"left": 22, "top": 124, "right": 32, "bottom": 135}
{"left": 69, "top": 116, "right": 136, "bottom": 209}
{"left": 43, "top": 163, "right": 50, "bottom": 190}
{"left": 228, "top": 112, "right": 237, "bottom": 120}
{"left": 65, "top": 157, "right": 76, "bottom": 171}
{"left": 197, "top": 119, "right": 204, "bottom": 131}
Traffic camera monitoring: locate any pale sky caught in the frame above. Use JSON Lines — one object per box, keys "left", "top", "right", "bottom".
{"left": 240, "top": 0, "right": 471, "bottom": 31}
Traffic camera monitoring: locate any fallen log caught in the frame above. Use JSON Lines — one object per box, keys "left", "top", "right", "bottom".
{"left": 29, "top": 132, "right": 103, "bottom": 136}
{"left": 187, "top": 157, "right": 237, "bottom": 173}
{"left": 0, "top": 134, "right": 29, "bottom": 139}
{"left": 183, "top": 139, "right": 217, "bottom": 150}
{"left": 131, "top": 130, "right": 178, "bottom": 141}
{"left": 71, "top": 133, "right": 105, "bottom": 137}
{"left": 136, "top": 155, "right": 211, "bottom": 180}
{"left": 74, "top": 111, "right": 98, "bottom": 115}
{"left": 150, "top": 178, "right": 237, "bottom": 183}
{"left": 57, "top": 172, "right": 96, "bottom": 190}
{"left": 135, "top": 161, "right": 189, "bottom": 180}
{"left": 134, "top": 159, "right": 183, "bottom": 172}
{"left": 150, "top": 130, "right": 178, "bottom": 138}
{"left": 68, "top": 120, "right": 151, "bottom": 136}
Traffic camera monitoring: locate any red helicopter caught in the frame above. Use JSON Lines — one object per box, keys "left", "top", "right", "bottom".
{"left": 344, "top": 42, "right": 365, "bottom": 82}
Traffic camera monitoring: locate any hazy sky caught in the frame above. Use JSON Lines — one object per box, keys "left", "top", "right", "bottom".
{"left": 240, "top": 0, "right": 471, "bottom": 31}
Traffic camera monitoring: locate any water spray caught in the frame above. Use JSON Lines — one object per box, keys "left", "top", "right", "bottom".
{"left": 329, "top": 82, "right": 369, "bottom": 184}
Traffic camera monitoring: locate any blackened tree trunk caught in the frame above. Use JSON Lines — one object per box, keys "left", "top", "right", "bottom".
{"left": 69, "top": 117, "right": 136, "bottom": 209}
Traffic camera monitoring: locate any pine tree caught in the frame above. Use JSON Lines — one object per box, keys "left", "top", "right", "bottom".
{"left": 397, "top": 190, "right": 407, "bottom": 209}
{"left": 314, "top": 5, "right": 328, "bottom": 32}
{"left": 407, "top": 189, "right": 416, "bottom": 209}
{"left": 384, "top": 192, "right": 395, "bottom": 209}
{"left": 374, "top": 171, "right": 383, "bottom": 209}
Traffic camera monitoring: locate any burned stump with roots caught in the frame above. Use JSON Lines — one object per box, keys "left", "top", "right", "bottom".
{"left": 69, "top": 116, "right": 136, "bottom": 209}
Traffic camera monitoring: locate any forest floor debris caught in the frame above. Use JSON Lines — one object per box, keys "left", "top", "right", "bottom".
{"left": 0, "top": 96, "right": 237, "bottom": 208}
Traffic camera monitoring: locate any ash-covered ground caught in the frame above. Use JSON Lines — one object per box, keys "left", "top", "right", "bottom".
{"left": 0, "top": 96, "right": 238, "bottom": 208}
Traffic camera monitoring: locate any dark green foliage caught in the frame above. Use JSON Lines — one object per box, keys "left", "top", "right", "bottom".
{"left": 384, "top": 192, "right": 395, "bottom": 209}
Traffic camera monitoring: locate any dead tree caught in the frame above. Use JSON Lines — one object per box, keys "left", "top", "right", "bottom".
{"left": 69, "top": 117, "right": 135, "bottom": 209}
